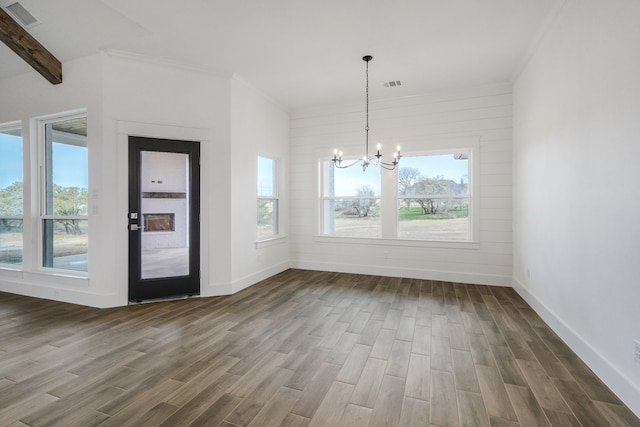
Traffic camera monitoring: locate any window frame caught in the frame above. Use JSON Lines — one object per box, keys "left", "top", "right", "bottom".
{"left": 316, "top": 138, "right": 479, "bottom": 246}
{"left": 0, "top": 120, "right": 24, "bottom": 268}
{"left": 257, "top": 155, "right": 280, "bottom": 241}
{"left": 36, "top": 110, "right": 89, "bottom": 274}
{"left": 395, "top": 148, "right": 474, "bottom": 242}
{"left": 319, "top": 158, "right": 382, "bottom": 238}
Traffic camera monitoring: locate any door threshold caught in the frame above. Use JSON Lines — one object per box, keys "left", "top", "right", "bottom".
{"left": 129, "top": 293, "right": 199, "bottom": 304}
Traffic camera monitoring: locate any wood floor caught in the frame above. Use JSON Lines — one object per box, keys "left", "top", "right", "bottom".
{"left": 0, "top": 269, "right": 638, "bottom": 427}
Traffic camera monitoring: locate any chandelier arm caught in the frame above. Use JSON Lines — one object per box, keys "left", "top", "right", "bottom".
{"left": 332, "top": 159, "right": 365, "bottom": 169}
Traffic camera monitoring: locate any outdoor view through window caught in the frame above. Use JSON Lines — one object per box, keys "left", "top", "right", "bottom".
{"left": 43, "top": 116, "right": 88, "bottom": 272}
{"left": 397, "top": 154, "right": 469, "bottom": 240}
{"left": 0, "top": 124, "right": 23, "bottom": 265}
{"left": 322, "top": 151, "right": 470, "bottom": 241}
{"left": 322, "top": 162, "right": 381, "bottom": 237}
{"left": 257, "top": 156, "right": 278, "bottom": 240}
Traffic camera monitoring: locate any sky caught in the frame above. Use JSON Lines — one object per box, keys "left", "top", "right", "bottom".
{"left": 257, "top": 156, "right": 275, "bottom": 196}
{"left": 0, "top": 133, "right": 22, "bottom": 188}
{"left": 0, "top": 134, "right": 88, "bottom": 189}
{"left": 329, "top": 153, "right": 469, "bottom": 196}
{"left": 401, "top": 154, "right": 468, "bottom": 184}
{"left": 52, "top": 142, "right": 88, "bottom": 188}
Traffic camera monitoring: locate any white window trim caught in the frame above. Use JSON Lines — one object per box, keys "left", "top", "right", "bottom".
{"left": 316, "top": 136, "right": 480, "bottom": 247}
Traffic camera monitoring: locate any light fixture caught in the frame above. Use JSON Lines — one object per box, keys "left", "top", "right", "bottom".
{"left": 332, "top": 55, "right": 401, "bottom": 171}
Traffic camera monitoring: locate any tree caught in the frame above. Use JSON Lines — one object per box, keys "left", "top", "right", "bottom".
{"left": 0, "top": 181, "right": 23, "bottom": 216}
{"left": 398, "top": 167, "right": 421, "bottom": 194}
{"left": 52, "top": 185, "right": 88, "bottom": 235}
{"left": 398, "top": 167, "right": 421, "bottom": 210}
{"left": 351, "top": 185, "right": 376, "bottom": 217}
{"left": 257, "top": 199, "right": 273, "bottom": 227}
{"left": 413, "top": 176, "right": 448, "bottom": 215}
{"left": 0, "top": 182, "right": 23, "bottom": 232}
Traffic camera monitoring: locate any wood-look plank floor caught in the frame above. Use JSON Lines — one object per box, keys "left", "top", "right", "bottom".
{"left": 0, "top": 269, "right": 638, "bottom": 427}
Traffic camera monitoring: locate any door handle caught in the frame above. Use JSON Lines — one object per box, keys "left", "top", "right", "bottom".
{"left": 129, "top": 224, "right": 141, "bottom": 231}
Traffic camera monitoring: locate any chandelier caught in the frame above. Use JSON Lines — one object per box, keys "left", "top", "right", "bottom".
{"left": 332, "top": 55, "right": 401, "bottom": 171}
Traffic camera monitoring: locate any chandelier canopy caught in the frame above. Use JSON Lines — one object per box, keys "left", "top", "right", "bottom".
{"left": 332, "top": 55, "right": 401, "bottom": 171}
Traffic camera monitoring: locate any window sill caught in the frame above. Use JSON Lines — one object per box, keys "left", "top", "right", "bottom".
{"left": 313, "top": 235, "right": 480, "bottom": 250}
{"left": 24, "top": 269, "right": 90, "bottom": 287}
{"left": 255, "top": 236, "right": 287, "bottom": 249}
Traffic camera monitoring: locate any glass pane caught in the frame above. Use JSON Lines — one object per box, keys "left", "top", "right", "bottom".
{"left": 398, "top": 198, "right": 469, "bottom": 240}
{"left": 0, "top": 219, "right": 22, "bottom": 264}
{"left": 0, "top": 127, "right": 22, "bottom": 216}
{"left": 43, "top": 219, "right": 88, "bottom": 271}
{"left": 257, "top": 156, "right": 275, "bottom": 197}
{"left": 398, "top": 154, "right": 468, "bottom": 196}
{"left": 140, "top": 151, "right": 190, "bottom": 279}
{"left": 257, "top": 199, "right": 278, "bottom": 240}
{"left": 45, "top": 118, "right": 88, "bottom": 216}
{"left": 323, "top": 160, "right": 381, "bottom": 197}
{"left": 323, "top": 198, "right": 381, "bottom": 237}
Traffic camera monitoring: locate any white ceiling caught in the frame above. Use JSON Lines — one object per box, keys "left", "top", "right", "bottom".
{"left": 0, "top": 0, "right": 561, "bottom": 110}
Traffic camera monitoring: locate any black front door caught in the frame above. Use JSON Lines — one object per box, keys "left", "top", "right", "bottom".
{"left": 128, "top": 136, "right": 200, "bottom": 301}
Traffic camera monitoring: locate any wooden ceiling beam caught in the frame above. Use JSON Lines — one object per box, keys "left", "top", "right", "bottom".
{"left": 0, "top": 7, "right": 62, "bottom": 84}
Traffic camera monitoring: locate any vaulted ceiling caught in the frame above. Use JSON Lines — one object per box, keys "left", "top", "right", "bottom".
{"left": 0, "top": 0, "right": 561, "bottom": 110}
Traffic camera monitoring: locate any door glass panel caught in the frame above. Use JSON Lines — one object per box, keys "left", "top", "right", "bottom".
{"left": 140, "top": 151, "right": 190, "bottom": 279}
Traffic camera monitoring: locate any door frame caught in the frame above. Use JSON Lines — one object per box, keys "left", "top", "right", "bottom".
{"left": 128, "top": 136, "right": 200, "bottom": 302}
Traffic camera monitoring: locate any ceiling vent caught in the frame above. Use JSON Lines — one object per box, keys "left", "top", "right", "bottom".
{"left": 384, "top": 80, "right": 402, "bottom": 88}
{"left": 3, "top": 1, "right": 39, "bottom": 28}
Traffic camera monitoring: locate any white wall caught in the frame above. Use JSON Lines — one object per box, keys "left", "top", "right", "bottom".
{"left": 513, "top": 0, "right": 640, "bottom": 415}
{"left": 289, "top": 85, "right": 513, "bottom": 285}
{"left": 229, "top": 76, "right": 290, "bottom": 293}
{"left": 0, "top": 55, "right": 105, "bottom": 305}
{"left": 0, "top": 51, "right": 290, "bottom": 307}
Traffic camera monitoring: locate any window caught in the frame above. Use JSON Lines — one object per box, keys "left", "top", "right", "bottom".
{"left": 320, "top": 160, "right": 381, "bottom": 237}
{"left": 257, "top": 156, "right": 279, "bottom": 240}
{"left": 41, "top": 115, "right": 88, "bottom": 272}
{"left": 319, "top": 146, "right": 475, "bottom": 242}
{"left": 0, "top": 122, "right": 23, "bottom": 265}
{"left": 397, "top": 152, "right": 470, "bottom": 241}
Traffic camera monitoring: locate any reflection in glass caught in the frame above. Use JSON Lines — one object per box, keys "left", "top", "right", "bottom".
{"left": 42, "top": 219, "right": 88, "bottom": 271}
{"left": 140, "top": 151, "right": 190, "bottom": 279}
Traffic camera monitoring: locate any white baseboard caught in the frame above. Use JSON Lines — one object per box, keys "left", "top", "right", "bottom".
{"left": 512, "top": 278, "right": 640, "bottom": 417}
{"left": 0, "top": 277, "right": 123, "bottom": 308}
{"left": 204, "top": 261, "right": 291, "bottom": 297}
{"left": 290, "top": 260, "right": 511, "bottom": 286}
